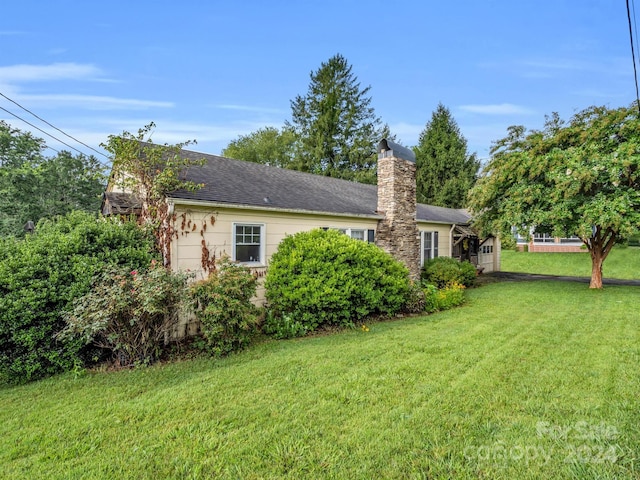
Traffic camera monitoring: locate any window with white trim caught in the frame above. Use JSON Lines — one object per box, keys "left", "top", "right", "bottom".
{"left": 533, "top": 232, "right": 555, "bottom": 243}
{"left": 233, "top": 223, "right": 264, "bottom": 264}
{"left": 350, "top": 229, "right": 365, "bottom": 241}
{"left": 336, "top": 228, "right": 374, "bottom": 242}
{"left": 421, "top": 231, "right": 439, "bottom": 266}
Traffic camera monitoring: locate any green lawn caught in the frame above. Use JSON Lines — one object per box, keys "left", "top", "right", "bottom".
{"left": 1, "top": 281, "right": 639, "bottom": 479}
{"left": 501, "top": 246, "right": 640, "bottom": 280}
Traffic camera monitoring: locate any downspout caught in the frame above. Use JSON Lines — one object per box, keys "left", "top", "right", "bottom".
{"left": 449, "top": 224, "right": 456, "bottom": 257}
{"left": 167, "top": 199, "right": 176, "bottom": 270}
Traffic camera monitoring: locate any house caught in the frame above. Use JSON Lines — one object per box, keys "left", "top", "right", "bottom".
{"left": 104, "top": 139, "right": 500, "bottom": 334}
{"left": 513, "top": 228, "right": 584, "bottom": 252}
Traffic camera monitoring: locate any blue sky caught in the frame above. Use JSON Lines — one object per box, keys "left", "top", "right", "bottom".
{"left": 1, "top": 0, "right": 637, "bottom": 164}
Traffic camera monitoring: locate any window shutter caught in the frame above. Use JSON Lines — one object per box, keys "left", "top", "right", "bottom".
{"left": 367, "top": 229, "right": 375, "bottom": 243}
{"left": 433, "top": 231, "right": 439, "bottom": 258}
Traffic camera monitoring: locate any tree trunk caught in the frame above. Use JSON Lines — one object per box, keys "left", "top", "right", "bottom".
{"left": 589, "top": 248, "right": 604, "bottom": 289}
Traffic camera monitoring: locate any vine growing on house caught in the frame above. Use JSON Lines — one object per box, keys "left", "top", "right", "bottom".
{"left": 102, "top": 123, "right": 205, "bottom": 266}
{"left": 176, "top": 211, "right": 218, "bottom": 273}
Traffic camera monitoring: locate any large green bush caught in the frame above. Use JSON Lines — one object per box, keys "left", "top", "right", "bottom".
{"left": 191, "top": 257, "right": 260, "bottom": 356}
{"left": 265, "top": 229, "right": 411, "bottom": 331}
{"left": 422, "top": 257, "right": 476, "bottom": 288}
{"left": 60, "top": 261, "right": 190, "bottom": 366}
{"left": 0, "top": 211, "right": 157, "bottom": 383}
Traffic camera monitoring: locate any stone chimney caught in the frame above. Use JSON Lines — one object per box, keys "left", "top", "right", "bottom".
{"left": 375, "top": 138, "right": 421, "bottom": 281}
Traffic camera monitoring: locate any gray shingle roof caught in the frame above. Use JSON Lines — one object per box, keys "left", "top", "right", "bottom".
{"left": 169, "top": 148, "right": 471, "bottom": 224}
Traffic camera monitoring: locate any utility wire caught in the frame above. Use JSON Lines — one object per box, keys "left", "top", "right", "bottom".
{"left": 0, "top": 105, "right": 110, "bottom": 168}
{"left": 627, "top": 0, "right": 640, "bottom": 115}
{"left": 44, "top": 145, "right": 61, "bottom": 155}
{"left": 632, "top": 0, "right": 640, "bottom": 100}
{"left": 0, "top": 91, "right": 111, "bottom": 161}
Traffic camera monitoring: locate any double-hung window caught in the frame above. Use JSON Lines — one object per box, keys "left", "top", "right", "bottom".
{"left": 233, "top": 224, "right": 264, "bottom": 264}
{"left": 336, "top": 228, "right": 374, "bottom": 242}
{"left": 349, "top": 229, "right": 365, "bottom": 241}
{"left": 421, "top": 231, "right": 439, "bottom": 266}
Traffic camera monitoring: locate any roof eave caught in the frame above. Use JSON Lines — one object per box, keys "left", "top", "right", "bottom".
{"left": 167, "top": 197, "right": 383, "bottom": 220}
{"left": 417, "top": 219, "right": 468, "bottom": 225}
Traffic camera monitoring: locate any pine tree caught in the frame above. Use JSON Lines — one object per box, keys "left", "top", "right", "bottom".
{"left": 287, "top": 54, "right": 383, "bottom": 184}
{"left": 415, "top": 104, "right": 480, "bottom": 208}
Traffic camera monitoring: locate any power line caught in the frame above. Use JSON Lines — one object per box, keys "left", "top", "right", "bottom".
{"left": 632, "top": 0, "right": 640, "bottom": 69}
{"left": 632, "top": 0, "right": 640, "bottom": 109}
{"left": 0, "top": 105, "right": 111, "bottom": 168}
{"left": 0, "top": 91, "right": 111, "bottom": 161}
{"left": 627, "top": 0, "right": 640, "bottom": 115}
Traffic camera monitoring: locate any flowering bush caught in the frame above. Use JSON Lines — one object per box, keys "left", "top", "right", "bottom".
{"left": 0, "top": 211, "right": 156, "bottom": 384}
{"left": 60, "top": 261, "right": 190, "bottom": 366}
{"left": 422, "top": 282, "right": 466, "bottom": 313}
{"left": 435, "top": 282, "right": 466, "bottom": 310}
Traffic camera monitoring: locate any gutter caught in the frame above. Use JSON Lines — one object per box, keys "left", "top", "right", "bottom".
{"left": 167, "top": 198, "right": 383, "bottom": 220}
{"left": 449, "top": 223, "right": 456, "bottom": 256}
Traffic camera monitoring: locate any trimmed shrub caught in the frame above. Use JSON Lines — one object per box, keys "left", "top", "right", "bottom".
{"left": 265, "top": 229, "right": 411, "bottom": 332}
{"left": 0, "top": 211, "right": 157, "bottom": 384}
{"left": 422, "top": 256, "right": 476, "bottom": 288}
{"left": 190, "top": 257, "right": 260, "bottom": 356}
{"left": 60, "top": 261, "right": 190, "bottom": 366}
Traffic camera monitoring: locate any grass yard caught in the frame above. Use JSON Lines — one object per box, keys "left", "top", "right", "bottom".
{"left": 501, "top": 246, "right": 640, "bottom": 280}
{"left": 1, "top": 281, "right": 639, "bottom": 479}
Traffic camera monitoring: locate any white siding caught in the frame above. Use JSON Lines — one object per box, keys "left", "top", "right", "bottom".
{"left": 170, "top": 205, "right": 379, "bottom": 304}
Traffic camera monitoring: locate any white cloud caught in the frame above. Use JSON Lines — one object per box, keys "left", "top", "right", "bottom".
{"left": 458, "top": 103, "right": 535, "bottom": 115}
{"left": 518, "top": 57, "right": 631, "bottom": 79}
{"left": 213, "top": 104, "right": 287, "bottom": 115}
{"left": 519, "top": 59, "right": 590, "bottom": 72}
{"left": 388, "top": 121, "right": 423, "bottom": 146}
{"left": 570, "top": 88, "right": 628, "bottom": 99}
{"left": 89, "top": 118, "right": 283, "bottom": 155}
{"left": 0, "top": 63, "right": 104, "bottom": 82}
{"left": 15, "top": 93, "right": 174, "bottom": 110}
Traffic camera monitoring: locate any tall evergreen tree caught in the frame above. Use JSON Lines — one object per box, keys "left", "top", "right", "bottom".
{"left": 415, "top": 104, "right": 480, "bottom": 208}
{"left": 287, "top": 54, "right": 383, "bottom": 184}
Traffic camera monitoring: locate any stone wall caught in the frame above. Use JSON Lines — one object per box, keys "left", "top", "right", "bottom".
{"left": 375, "top": 154, "right": 421, "bottom": 281}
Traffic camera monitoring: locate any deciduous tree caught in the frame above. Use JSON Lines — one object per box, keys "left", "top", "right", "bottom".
{"left": 222, "top": 126, "right": 297, "bottom": 168}
{"left": 0, "top": 121, "right": 105, "bottom": 236}
{"left": 469, "top": 104, "right": 640, "bottom": 288}
{"left": 415, "top": 104, "right": 480, "bottom": 208}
